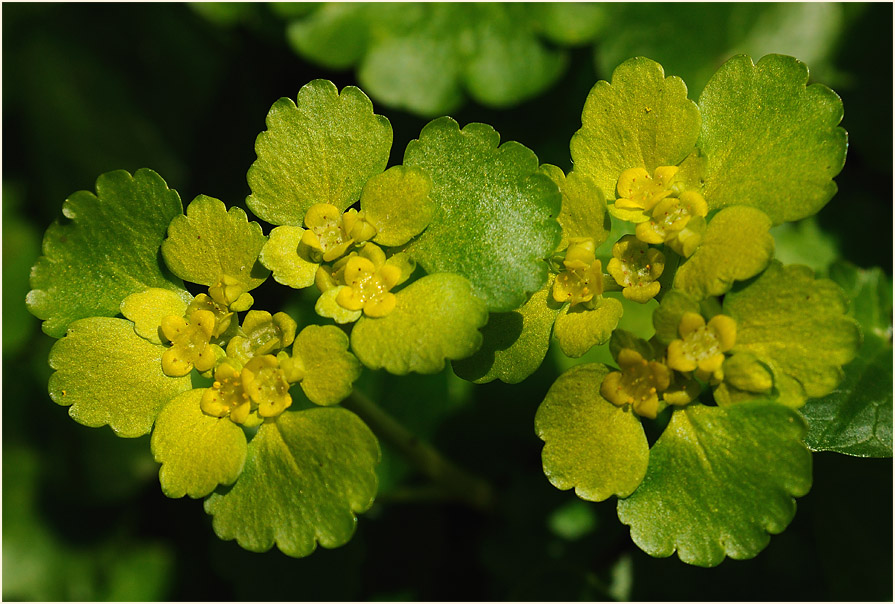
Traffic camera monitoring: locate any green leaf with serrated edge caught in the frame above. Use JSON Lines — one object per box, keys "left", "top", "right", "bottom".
{"left": 403, "top": 118, "right": 561, "bottom": 311}
{"left": 535, "top": 364, "right": 649, "bottom": 501}
{"left": 802, "top": 263, "right": 893, "bottom": 457}
{"left": 452, "top": 283, "right": 559, "bottom": 384}
{"left": 673, "top": 206, "right": 774, "bottom": 300}
{"left": 259, "top": 225, "right": 319, "bottom": 289}
{"left": 293, "top": 325, "right": 361, "bottom": 406}
{"left": 539, "top": 165, "right": 610, "bottom": 251}
{"left": 247, "top": 80, "right": 392, "bottom": 225}
{"left": 351, "top": 273, "right": 488, "bottom": 375}
{"left": 361, "top": 165, "right": 434, "bottom": 247}
{"left": 554, "top": 298, "right": 624, "bottom": 358}
{"left": 652, "top": 289, "right": 701, "bottom": 346}
{"left": 570, "top": 57, "right": 701, "bottom": 201}
{"left": 120, "top": 288, "right": 192, "bottom": 344}
{"left": 204, "top": 407, "right": 379, "bottom": 558}
{"left": 723, "top": 261, "right": 861, "bottom": 408}
{"left": 617, "top": 401, "right": 812, "bottom": 567}
{"left": 697, "top": 54, "right": 847, "bottom": 224}
{"left": 150, "top": 389, "right": 247, "bottom": 498}
{"left": 161, "top": 195, "right": 268, "bottom": 290}
{"left": 47, "top": 317, "right": 191, "bottom": 437}
{"left": 27, "top": 169, "right": 184, "bottom": 338}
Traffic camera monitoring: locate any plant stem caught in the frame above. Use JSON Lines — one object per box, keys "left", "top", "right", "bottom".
{"left": 342, "top": 389, "right": 496, "bottom": 512}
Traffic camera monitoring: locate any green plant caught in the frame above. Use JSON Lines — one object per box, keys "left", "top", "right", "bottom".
{"left": 27, "top": 53, "right": 891, "bottom": 568}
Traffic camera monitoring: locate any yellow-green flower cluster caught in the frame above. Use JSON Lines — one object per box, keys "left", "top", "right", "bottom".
{"left": 600, "top": 311, "right": 738, "bottom": 419}
{"left": 300, "top": 203, "right": 377, "bottom": 263}
{"left": 201, "top": 354, "right": 301, "bottom": 425}
{"left": 316, "top": 242, "right": 410, "bottom": 318}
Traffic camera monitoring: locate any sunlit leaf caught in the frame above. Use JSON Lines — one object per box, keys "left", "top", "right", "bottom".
{"left": 536, "top": 363, "right": 649, "bottom": 501}
{"left": 247, "top": 79, "right": 392, "bottom": 225}
{"left": 617, "top": 401, "right": 812, "bottom": 566}
{"left": 351, "top": 273, "right": 488, "bottom": 374}
{"left": 403, "top": 118, "right": 561, "bottom": 311}
{"left": 48, "top": 317, "right": 191, "bottom": 437}
{"left": 27, "top": 169, "right": 183, "bottom": 338}
{"left": 204, "top": 407, "right": 379, "bottom": 557}
{"left": 161, "top": 195, "right": 268, "bottom": 290}
{"left": 150, "top": 389, "right": 247, "bottom": 498}
{"left": 698, "top": 54, "right": 847, "bottom": 224}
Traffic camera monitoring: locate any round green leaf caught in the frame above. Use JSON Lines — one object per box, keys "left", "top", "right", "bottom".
{"left": 570, "top": 57, "right": 701, "bottom": 200}
{"left": 27, "top": 169, "right": 184, "bottom": 338}
{"left": 259, "top": 225, "right": 319, "bottom": 289}
{"left": 161, "top": 195, "right": 268, "bottom": 290}
{"left": 553, "top": 297, "right": 624, "bottom": 358}
{"left": 539, "top": 165, "right": 610, "bottom": 250}
{"left": 351, "top": 273, "right": 488, "bottom": 375}
{"left": 698, "top": 54, "right": 847, "bottom": 224}
{"left": 293, "top": 325, "right": 362, "bottom": 406}
{"left": 403, "top": 118, "right": 561, "bottom": 311}
{"left": 47, "top": 317, "right": 192, "bottom": 437}
{"left": 723, "top": 261, "right": 861, "bottom": 407}
{"left": 673, "top": 206, "right": 775, "bottom": 300}
{"left": 452, "top": 283, "right": 559, "bottom": 384}
{"left": 120, "top": 288, "right": 193, "bottom": 344}
{"left": 361, "top": 165, "right": 434, "bottom": 247}
{"left": 617, "top": 401, "right": 812, "bottom": 567}
{"left": 204, "top": 407, "right": 380, "bottom": 557}
{"left": 246, "top": 79, "right": 392, "bottom": 225}
{"left": 150, "top": 389, "right": 247, "bottom": 498}
{"left": 535, "top": 364, "right": 649, "bottom": 501}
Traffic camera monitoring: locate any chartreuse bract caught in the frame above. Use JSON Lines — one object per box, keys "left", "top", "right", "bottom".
{"left": 533, "top": 54, "right": 866, "bottom": 566}
{"left": 27, "top": 79, "right": 560, "bottom": 556}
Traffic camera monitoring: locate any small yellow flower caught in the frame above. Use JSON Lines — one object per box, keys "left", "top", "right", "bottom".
{"left": 226, "top": 311, "right": 298, "bottom": 362}
{"left": 208, "top": 275, "right": 247, "bottom": 308}
{"left": 635, "top": 190, "right": 708, "bottom": 247}
{"left": 201, "top": 360, "right": 254, "bottom": 424}
{"left": 186, "top": 293, "right": 234, "bottom": 337}
{"left": 615, "top": 166, "right": 679, "bottom": 212}
{"left": 552, "top": 238, "right": 603, "bottom": 307}
{"left": 606, "top": 235, "right": 665, "bottom": 303}
{"left": 241, "top": 355, "right": 293, "bottom": 418}
{"left": 666, "top": 312, "right": 737, "bottom": 381}
{"left": 160, "top": 310, "right": 217, "bottom": 377}
{"left": 334, "top": 244, "right": 402, "bottom": 317}
{"left": 600, "top": 348, "right": 672, "bottom": 419}
{"left": 300, "top": 203, "right": 376, "bottom": 263}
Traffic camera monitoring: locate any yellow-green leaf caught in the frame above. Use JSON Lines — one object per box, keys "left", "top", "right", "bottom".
{"left": 161, "top": 195, "right": 268, "bottom": 290}
{"left": 27, "top": 169, "right": 184, "bottom": 338}
{"left": 698, "top": 54, "right": 847, "bottom": 224}
{"left": 452, "top": 283, "right": 559, "bottom": 384}
{"left": 570, "top": 57, "right": 701, "bottom": 201}
{"left": 673, "top": 206, "right": 775, "bottom": 300}
{"left": 361, "top": 165, "right": 434, "bottom": 247}
{"left": 535, "top": 364, "right": 649, "bottom": 501}
{"left": 723, "top": 261, "right": 861, "bottom": 407}
{"left": 120, "top": 288, "right": 192, "bottom": 344}
{"left": 150, "top": 389, "right": 247, "bottom": 498}
{"left": 293, "top": 325, "right": 362, "bottom": 406}
{"left": 247, "top": 79, "right": 392, "bottom": 225}
{"left": 47, "top": 317, "right": 191, "bottom": 437}
{"left": 617, "top": 401, "right": 812, "bottom": 566}
{"left": 539, "top": 165, "right": 610, "bottom": 250}
{"left": 204, "top": 407, "right": 379, "bottom": 557}
{"left": 553, "top": 297, "right": 624, "bottom": 358}
{"left": 351, "top": 273, "right": 488, "bottom": 374}
{"left": 259, "top": 225, "right": 319, "bottom": 289}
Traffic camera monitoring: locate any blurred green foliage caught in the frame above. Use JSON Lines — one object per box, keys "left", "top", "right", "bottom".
{"left": 3, "top": 3, "right": 891, "bottom": 600}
